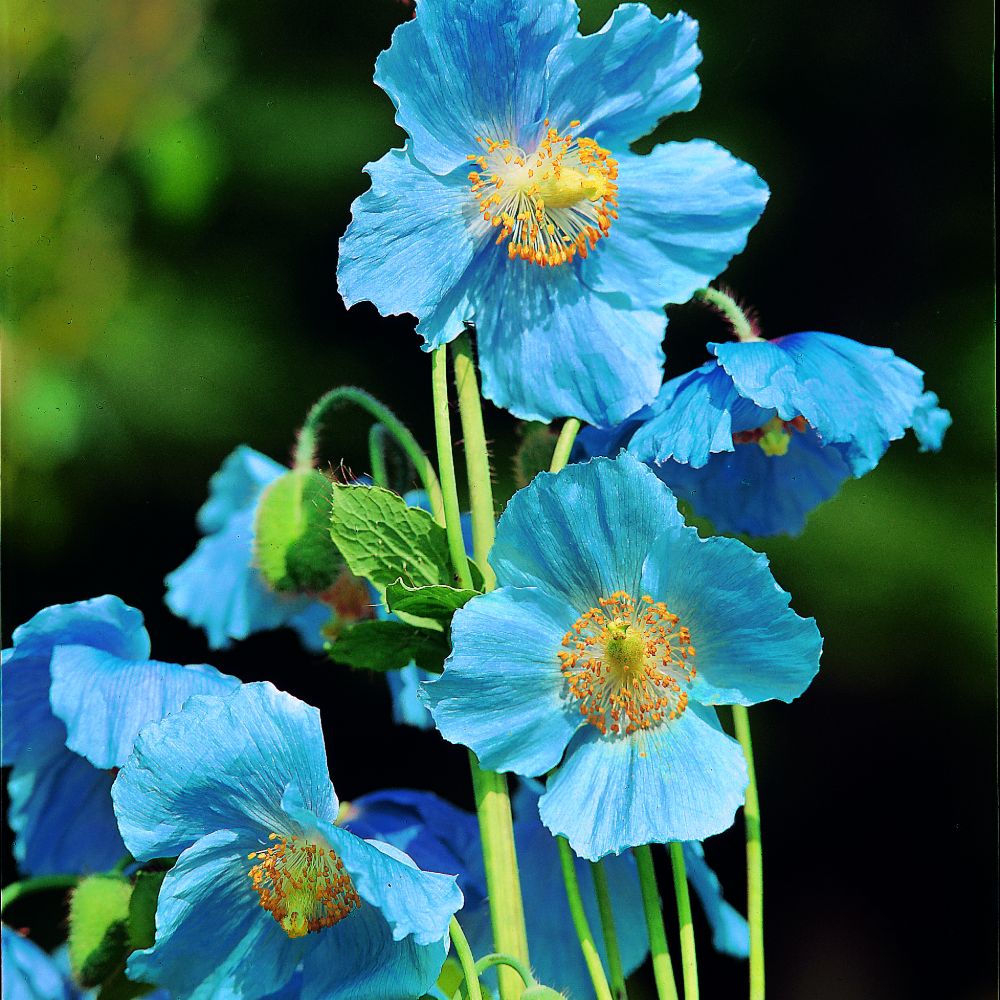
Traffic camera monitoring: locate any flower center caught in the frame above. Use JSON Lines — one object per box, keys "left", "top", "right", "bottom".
{"left": 732, "top": 415, "right": 808, "bottom": 457}
{"left": 467, "top": 120, "right": 619, "bottom": 268}
{"left": 248, "top": 833, "right": 361, "bottom": 938}
{"left": 558, "top": 591, "right": 696, "bottom": 737}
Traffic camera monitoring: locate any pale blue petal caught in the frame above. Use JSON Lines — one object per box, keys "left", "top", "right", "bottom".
{"left": 584, "top": 142, "right": 769, "bottom": 310}
{"left": 1, "top": 926, "right": 80, "bottom": 1000}
{"left": 683, "top": 842, "right": 749, "bottom": 959}
{"left": 373, "top": 0, "right": 579, "bottom": 175}
{"left": 337, "top": 147, "right": 482, "bottom": 330}
{"left": 911, "top": 390, "right": 951, "bottom": 452}
{"left": 197, "top": 445, "right": 285, "bottom": 534}
{"left": 387, "top": 665, "right": 435, "bottom": 730}
{"left": 640, "top": 525, "right": 822, "bottom": 705}
{"left": 490, "top": 454, "right": 685, "bottom": 610}
{"left": 652, "top": 428, "right": 853, "bottom": 537}
{"left": 546, "top": 6, "right": 701, "bottom": 148}
{"left": 422, "top": 588, "right": 580, "bottom": 776}
{"left": 289, "top": 602, "right": 334, "bottom": 653}
{"left": 126, "top": 829, "right": 305, "bottom": 1000}
{"left": 113, "top": 683, "right": 337, "bottom": 860}
{"left": 8, "top": 741, "right": 124, "bottom": 877}
{"left": 539, "top": 705, "right": 747, "bottom": 860}
{"left": 49, "top": 647, "right": 240, "bottom": 770}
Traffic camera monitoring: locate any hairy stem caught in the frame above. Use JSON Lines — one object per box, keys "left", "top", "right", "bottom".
{"left": 634, "top": 845, "right": 679, "bottom": 1000}
{"left": 669, "top": 843, "right": 699, "bottom": 1000}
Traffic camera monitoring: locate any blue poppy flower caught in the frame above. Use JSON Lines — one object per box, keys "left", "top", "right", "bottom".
{"left": 1, "top": 926, "right": 82, "bottom": 1000}
{"left": 575, "top": 332, "right": 951, "bottom": 536}
{"left": 338, "top": 1, "right": 769, "bottom": 426}
{"left": 111, "top": 683, "right": 463, "bottom": 1000}
{"left": 1, "top": 596, "right": 238, "bottom": 877}
{"left": 423, "top": 454, "right": 822, "bottom": 860}
{"left": 165, "top": 446, "right": 336, "bottom": 651}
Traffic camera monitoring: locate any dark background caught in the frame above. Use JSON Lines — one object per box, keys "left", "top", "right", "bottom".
{"left": 2, "top": 1, "right": 995, "bottom": 997}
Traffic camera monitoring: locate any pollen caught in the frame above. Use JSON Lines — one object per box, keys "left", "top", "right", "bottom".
{"left": 558, "top": 591, "right": 696, "bottom": 737}
{"left": 247, "top": 833, "right": 361, "bottom": 939}
{"left": 468, "top": 121, "right": 619, "bottom": 268}
{"left": 732, "top": 415, "right": 808, "bottom": 457}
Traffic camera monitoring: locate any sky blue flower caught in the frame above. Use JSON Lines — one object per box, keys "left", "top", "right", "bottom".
{"left": 165, "top": 446, "right": 335, "bottom": 651}
{"left": 111, "top": 683, "right": 463, "bottom": 1000}
{"left": 1, "top": 926, "right": 82, "bottom": 1000}
{"left": 575, "top": 332, "right": 952, "bottom": 536}
{"left": 423, "top": 454, "right": 822, "bottom": 860}
{"left": 1, "top": 596, "right": 238, "bottom": 877}
{"left": 338, "top": 1, "right": 769, "bottom": 426}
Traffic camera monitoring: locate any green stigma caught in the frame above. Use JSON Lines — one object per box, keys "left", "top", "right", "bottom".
{"left": 603, "top": 623, "right": 646, "bottom": 673}
{"left": 758, "top": 416, "right": 792, "bottom": 457}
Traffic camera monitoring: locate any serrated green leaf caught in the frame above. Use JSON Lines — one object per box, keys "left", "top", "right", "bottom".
{"left": 327, "top": 619, "right": 450, "bottom": 673}
{"left": 329, "top": 483, "right": 460, "bottom": 591}
{"left": 69, "top": 875, "right": 133, "bottom": 987}
{"left": 385, "top": 579, "right": 477, "bottom": 622}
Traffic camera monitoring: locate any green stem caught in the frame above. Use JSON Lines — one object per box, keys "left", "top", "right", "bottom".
{"left": 549, "top": 417, "right": 581, "bottom": 473}
{"left": 368, "top": 424, "right": 390, "bottom": 488}
{"left": 693, "top": 287, "right": 759, "bottom": 344}
{"left": 473, "top": 954, "right": 536, "bottom": 986}
{"left": 733, "top": 704, "right": 764, "bottom": 1000}
{"left": 450, "top": 333, "right": 496, "bottom": 589}
{"left": 430, "top": 348, "right": 474, "bottom": 590}
{"left": 591, "top": 860, "right": 628, "bottom": 1000}
{"left": 293, "top": 385, "right": 445, "bottom": 525}
{"left": 557, "top": 837, "right": 614, "bottom": 1000}
{"left": 669, "top": 843, "right": 698, "bottom": 1000}
{"left": 1, "top": 875, "right": 78, "bottom": 914}
{"left": 634, "top": 846, "right": 679, "bottom": 1000}
{"left": 450, "top": 917, "right": 484, "bottom": 1000}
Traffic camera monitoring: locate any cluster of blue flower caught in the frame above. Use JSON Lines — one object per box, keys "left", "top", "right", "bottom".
{"left": 3, "top": 2, "right": 949, "bottom": 998}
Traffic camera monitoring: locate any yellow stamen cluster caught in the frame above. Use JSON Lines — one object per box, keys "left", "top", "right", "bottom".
{"left": 558, "top": 591, "right": 696, "bottom": 737}
{"left": 248, "top": 833, "right": 361, "bottom": 939}
{"left": 733, "top": 414, "right": 808, "bottom": 457}
{"left": 467, "top": 119, "right": 618, "bottom": 267}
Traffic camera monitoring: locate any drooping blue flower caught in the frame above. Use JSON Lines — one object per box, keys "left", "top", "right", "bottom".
{"left": 338, "top": 1, "right": 769, "bottom": 426}
{"left": 1, "top": 926, "right": 82, "bottom": 1000}
{"left": 111, "top": 683, "right": 463, "bottom": 1000}
{"left": 575, "top": 332, "right": 952, "bottom": 536}
{"left": 165, "top": 446, "right": 335, "bottom": 650}
{"left": 423, "top": 454, "right": 822, "bottom": 860}
{"left": 1, "top": 596, "right": 238, "bottom": 877}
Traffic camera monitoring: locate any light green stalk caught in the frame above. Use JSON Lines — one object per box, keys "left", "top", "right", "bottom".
{"left": 669, "top": 843, "right": 698, "bottom": 1000}
{"left": 693, "top": 286, "right": 759, "bottom": 343}
{"left": 550, "top": 418, "right": 581, "bottom": 473}
{"left": 633, "top": 846, "right": 679, "bottom": 1000}
{"left": 591, "top": 860, "right": 628, "bottom": 1000}
{"left": 450, "top": 917, "right": 484, "bottom": 1000}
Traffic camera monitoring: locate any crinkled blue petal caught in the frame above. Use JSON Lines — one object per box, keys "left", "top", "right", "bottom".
{"left": 49, "top": 647, "right": 240, "bottom": 770}
{"left": 640, "top": 523, "right": 821, "bottom": 705}
{"left": 711, "top": 333, "right": 925, "bottom": 475}
{"left": 8, "top": 740, "right": 124, "bottom": 877}
{"left": 652, "top": 428, "right": 854, "bottom": 537}
{"left": 571, "top": 416, "right": 644, "bottom": 464}
{"left": 584, "top": 142, "right": 769, "bottom": 312}
{"left": 113, "top": 683, "right": 337, "bottom": 860}
{"left": 545, "top": 6, "right": 701, "bottom": 149}
{"left": 165, "top": 507, "right": 324, "bottom": 650}
{"left": 2, "top": 596, "right": 150, "bottom": 766}
{"left": 539, "top": 705, "right": 747, "bottom": 860}
{"left": 197, "top": 445, "right": 285, "bottom": 534}
{"left": 683, "top": 842, "right": 750, "bottom": 959}
{"left": 337, "top": 147, "right": 482, "bottom": 332}
{"left": 1, "top": 926, "right": 81, "bottom": 1000}
{"left": 422, "top": 587, "right": 580, "bottom": 776}
{"left": 373, "top": 0, "right": 579, "bottom": 175}
{"left": 468, "top": 249, "right": 668, "bottom": 425}
{"left": 490, "top": 454, "right": 685, "bottom": 610}
{"left": 126, "top": 829, "right": 305, "bottom": 1000}
{"left": 911, "top": 390, "right": 952, "bottom": 452}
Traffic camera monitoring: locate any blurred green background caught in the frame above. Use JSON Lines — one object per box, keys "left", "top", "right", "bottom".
{"left": 2, "top": 1, "right": 994, "bottom": 997}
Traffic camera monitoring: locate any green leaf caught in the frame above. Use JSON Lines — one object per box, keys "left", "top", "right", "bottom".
{"left": 68, "top": 875, "right": 133, "bottom": 987}
{"left": 329, "top": 483, "right": 459, "bottom": 591}
{"left": 255, "top": 469, "right": 344, "bottom": 593}
{"left": 385, "top": 579, "right": 476, "bottom": 622}
{"left": 327, "top": 619, "right": 450, "bottom": 673}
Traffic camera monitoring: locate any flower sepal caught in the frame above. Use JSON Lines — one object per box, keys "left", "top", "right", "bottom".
{"left": 68, "top": 874, "right": 133, "bottom": 987}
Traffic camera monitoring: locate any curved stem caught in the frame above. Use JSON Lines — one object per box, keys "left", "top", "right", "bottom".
{"left": 450, "top": 333, "right": 496, "bottom": 589}
{"left": 591, "top": 860, "right": 628, "bottom": 1000}
{"left": 367, "top": 424, "right": 390, "bottom": 488}
{"left": 633, "top": 846, "right": 679, "bottom": 1000}
{"left": 293, "top": 385, "right": 445, "bottom": 525}
{"left": 693, "top": 287, "right": 759, "bottom": 344}
{"left": 557, "top": 837, "right": 614, "bottom": 1000}
{"left": 549, "top": 417, "right": 581, "bottom": 473}
{"left": 1, "top": 875, "right": 77, "bottom": 914}
{"left": 430, "top": 348, "right": 474, "bottom": 590}
{"left": 733, "top": 704, "right": 764, "bottom": 1000}
{"left": 474, "top": 953, "right": 536, "bottom": 986}
{"left": 669, "top": 843, "right": 698, "bottom": 1000}
{"left": 450, "top": 917, "right": 484, "bottom": 1000}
